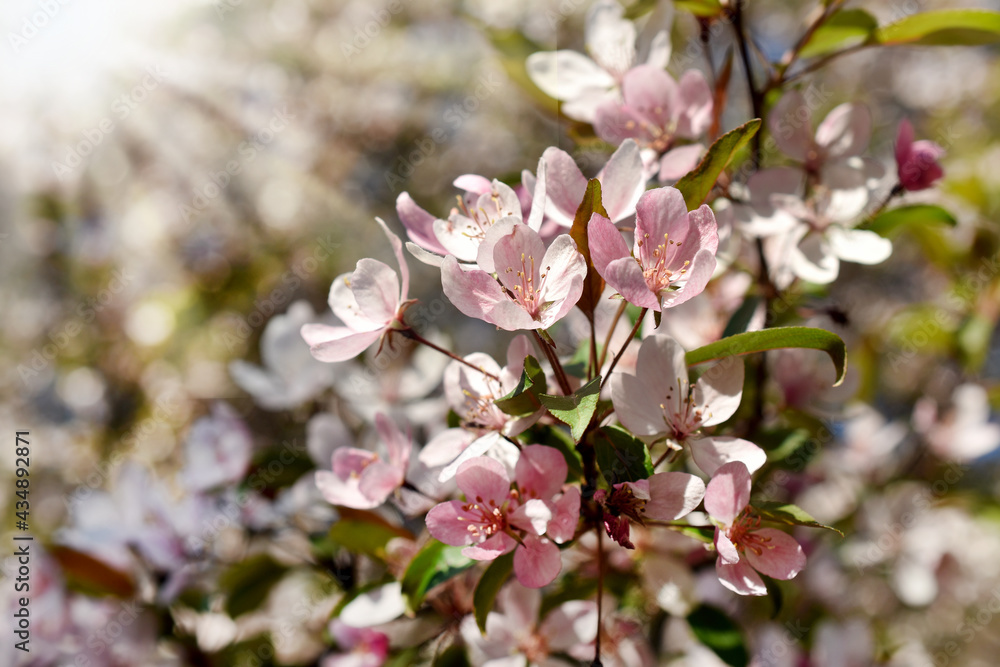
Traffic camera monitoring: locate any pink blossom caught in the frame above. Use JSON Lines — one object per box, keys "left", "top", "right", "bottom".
{"left": 610, "top": 333, "right": 765, "bottom": 476}
{"left": 595, "top": 471, "right": 705, "bottom": 549}
{"left": 525, "top": 0, "right": 671, "bottom": 123}
{"left": 397, "top": 168, "right": 547, "bottom": 267}
{"left": 588, "top": 187, "right": 718, "bottom": 311}
{"left": 441, "top": 220, "right": 586, "bottom": 331}
{"left": 323, "top": 620, "right": 389, "bottom": 667}
{"left": 769, "top": 91, "right": 871, "bottom": 172}
{"left": 301, "top": 218, "right": 409, "bottom": 363}
{"left": 895, "top": 119, "right": 945, "bottom": 191}
{"left": 593, "top": 65, "right": 712, "bottom": 181}
{"left": 315, "top": 413, "right": 411, "bottom": 510}
{"left": 460, "top": 582, "right": 597, "bottom": 666}
{"left": 419, "top": 335, "right": 543, "bottom": 481}
{"left": 425, "top": 447, "right": 578, "bottom": 588}
{"left": 704, "top": 461, "right": 806, "bottom": 596}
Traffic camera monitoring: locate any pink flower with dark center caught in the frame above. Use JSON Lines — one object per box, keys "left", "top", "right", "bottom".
{"left": 895, "top": 119, "right": 945, "bottom": 191}
{"left": 315, "top": 413, "right": 411, "bottom": 510}
{"left": 595, "top": 472, "right": 705, "bottom": 549}
{"left": 425, "top": 447, "right": 578, "bottom": 588}
{"left": 610, "top": 333, "right": 765, "bottom": 476}
{"left": 442, "top": 220, "right": 586, "bottom": 331}
{"left": 588, "top": 187, "right": 718, "bottom": 311}
{"left": 301, "top": 218, "right": 410, "bottom": 363}
{"left": 593, "top": 65, "right": 712, "bottom": 182}
{"left": 704, "top": 461, "right": 806, "bottom": 596}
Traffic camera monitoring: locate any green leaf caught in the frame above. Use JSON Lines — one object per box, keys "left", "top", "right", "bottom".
{"left": 671, "top": 524, "right": 716, "bottom": 544}
{"left": 867, "top": 204, "right": 957, "bottom": 237}
{"left": 569, "top": 179, "right": 610, "bottom": 321}
{"left": 721, "top": 296, "right": 762, "bottom": 338}
{"left": 799, "top": 9, "right": 877, "bottom": 59}
{"left": 495, "top": 355, "right": 547, "bottom": 416}
{"left": 327, "top": 520, "right": 409, "bottom": 561}
{"left": 674, "top": 0, "right": 723, "bottom": 18}
{"left": 49, "top": 545, "right": 136, "bottom": 598}
{"left": 401, "top": 540, "right": 475, "bottom": 612}
{"left": 675, "top": 119, "right": 761, "bottom": 210}
{"left": 538, "top": 377, "right": 601, "bottom": 442}
{"left": 593, "top": 425, "right": 654, "bottom": 485}
{"left": 473, "top": 552, "right": 515, "bottom": 634}
{"left": 876, "top": 10, "right": 1000, "bottom": 46}
{"left": 686, "top": 326, "right": 847, "bottom": 386}
{"left": 754, "top": 501, "right": 844, "bottom": 537}
{"left": 220, "top": 554, "right": 286, "bottom": 618}
{"left": 687, "top": 605, "right": 749, "bottom": 667}
{"left": 433, "top": 644, "right": 472, "bottom": 667}
{"left": 754, "top": 427, "right": 811, "bottom": 462}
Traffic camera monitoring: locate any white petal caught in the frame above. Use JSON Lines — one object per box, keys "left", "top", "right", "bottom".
{"left": 826, "top": 227, "right": 892, "bottom": 265}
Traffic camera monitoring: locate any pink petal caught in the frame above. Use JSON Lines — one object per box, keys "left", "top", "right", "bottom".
{"left": 515, "top": 445, "right": 568, "bottom": 500}
{"left": 743, "top": 528, "right": 806, "bottom": 580}
{"left": 815, "top": 103, "right": 871, "bottom": 159}
{"left": 675, "top": 70, "right": 713, "bottom": 138}
{"left": 658, "top": 248, "right": 716, "bottom": 309}
{"left": 358, "top": 460, "right": 403, "bottom": 505}
{"left": 541, "top": 146, "right": 587, "bottom": 227}
{"left": 658, "top": 144, "right": 705, "bottom": 183}
{"left": 536, "top": 234, "right": 587, "bottom": 328}
{"left": 426, "top": 500, "right": 479, "bottom": 546}
{"left": 463, "top": 532, "right": 517, "bottom": 560}
{"left": 704, "top": 461, "right": 752, "bottom": 526}
{"left": 418, "top": 428, "right": 476, "bottom": 468}
{"left": 716, "top": 556, "right": 767, "bottom": 596}
{"left": 692, "top": 355, "right": 745, "bottom": 427}
{"left": 621, "top": 64, "right": 678, "bottom": 130}
{"left": 547, "top": 487, "right": 581, "bottom": 543}
{"left": 455, "top": 456, "right": 511, "bottom": 505}
{"left": 540, "top": 600, "right": 598, "bottom": 652}
{"left": 597, "top": 139, "right": 645, "bottom": 223}
{"left": 634, "top": 188, "right": 689, "bottom": 268}
{"left": 376, "top": 217, "right": 409, "bottom": 303}
{"left": 514, "top": 535, "right": 562, "bottom": 588}
{"left": 332, "top": 447, "right": 377, "bottom": 478}
{"left": 396, "top": 192, "right": 448, "bottom": 256}
{"left": 604, "top": 256, "right": 661, "bottom": 310}
{"left": 525, "top": 51, "right": 615, "bottom": 106}
{"left": 643, "top": 472, "right": 706, "bottom": 521}
{"left": 316, "top": 470, "right": 378, "bottom": 510}
{"left": 769, "top": 91, "right": 812, "bottom": 162}
{"left": 454, "top": 174, "right": 492, "bottom": 194}
{"left": 300, "top": 325, "right": 382, "bottom": 363}
{"left": 689, "top": 436, "right": 767, "bottom": 476}
{"left": 594, "top": 100, "right": 649, "bottom": 146}
{"left": 895, "top": 119, "right": 914, "bottom": 167}
{"left": 375, "top": 413, "right": 411, "bottom": 470}
{"left": 509, "top": 498, "right": 553, "bottom": 535}
{"left": 611, "top": 371, "right": 671, "bottom": 441}
{"left": 587, "top": 213, "right": 631, "bottom": 277}
{"left": 351, "top": 258, "right": 400, "bottom": 325}
{"left": 438, "top": 432, "right": 503, "bottom": 483}
{"left": 714, "top": 529, "right": 740, "bottom": 564}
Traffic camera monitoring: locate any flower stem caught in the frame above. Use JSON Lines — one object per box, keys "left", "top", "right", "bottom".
{"left": 599, "top": 308, "right": 647, "bottom": 392}
{"left": 597, "top": 300, "right": 628, "bottom": 373}
{"left": 857, "top": 183, "right": 904, "bottom": 229}
{"left": 594, "top": 515, "right": 604, "bottom": 667}
{"left": 533, "top": 330, "right": 573, "bottom": 396}
{"left": 398, "top": 328, "right": 500, "bottom": 381}
{"left": 588, "top": 316, "right": 598, "bottom": 382}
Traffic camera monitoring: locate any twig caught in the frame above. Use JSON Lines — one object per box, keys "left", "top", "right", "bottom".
{"left": 599, "top": 308, "right": 647, "bottom": 392}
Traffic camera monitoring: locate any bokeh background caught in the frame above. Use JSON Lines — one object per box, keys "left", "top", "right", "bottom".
{"left": 3, "top": 0, "right": 1000, "bottom": 664}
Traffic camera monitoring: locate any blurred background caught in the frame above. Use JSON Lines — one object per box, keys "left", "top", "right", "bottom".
{"left": 3, "top": 0, "right": 1000, "bottom": 664}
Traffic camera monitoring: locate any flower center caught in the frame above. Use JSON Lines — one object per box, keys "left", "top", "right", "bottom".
{"left": 637, "top": 232, "right": 689, "bottom": 295}
{"left": 659, "top": 378, "right": 706, "bottom": 441}
{"left": 503, "top": 253, "right": 551, "bottom": 318}
{"left": 460, "top": 495, "right": 508, "bottom": 540}
{"left": 727, "top": 512, "right": 766, "bottom": 555}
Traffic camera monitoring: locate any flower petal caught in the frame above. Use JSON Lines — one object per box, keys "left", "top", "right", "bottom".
{"left": 396, "top": 193, "right": 448, "bottom": 255}
{"left": 509, "top": 498, "right": 553, "bottom": 535}
{"left": 743, "top": 528, "right": 806, "bottom": 581}
{"left": 815, "top": 103, "right": 871, "bottom": 159}
{"left": 716, "top": 556, "right": 767, "bottom": 596}
{"left": 704, "top": 461, "right": 752, "bottom": 526}
{"left": 300, "top": 324, "right": 381, "bottom": 363}
{"left": 542, "top": 146, "right": 588, "bottom": 227}
{"left": 463, "top": 532, "right": 517, "bottom": 560}
{"left": 526, "top": 51, "right": 614, "bottom": 107}
{"left": 376, "top": 217, "right": 409, "bottom": 303}
{"left": 548, "top": 487, "right": 581, "bottom": 543}
{"left": 643, "top": 472, "right": 706, "bottom": 521}
{"left": 693, "top": 355, "right": 744, "bottom": 426}
{"left": 515, "top": 445, "right": 568, "bottom": 500}
{"left": 826, "top": 227, "right": 892, "bottom": 265}
{"left": 514, "top": 535, "right": 562, "bottom": 588}
{"left": 351, "top": 258, "right": 400, "bottom": 325}
{"left": 441, "top": 256, "right": 537, "bottom": 330}
{"left": 455, "top": 455, "right": 511, "bottom": 505}
{"left": 598, "top": 139, "right": 645, "bottom": 223}
{"left": 689, "top": 436, "right": 767, "bottom": 476}
{"left": 426, "top": 500, "right": 479, "bottom": 546}
{"left": 541, "top": 600, "right": 599, "bottom": 652}
{"left": 768, "top": 91, "right": 812, "bottom": 162}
